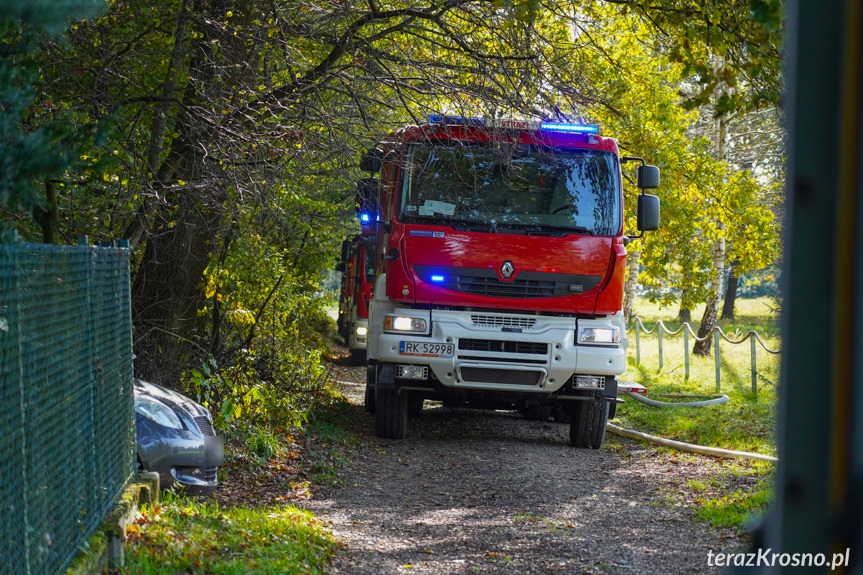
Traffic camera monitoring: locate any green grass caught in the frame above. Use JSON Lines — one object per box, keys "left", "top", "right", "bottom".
{"left": 692, "top": 479, "right": 775, "bottom": 529}
{"left": 116, "top": 493, "right": 336, "bottom": 575}
{"left": 616, "top": 296, "right": 779, "bottom": 530}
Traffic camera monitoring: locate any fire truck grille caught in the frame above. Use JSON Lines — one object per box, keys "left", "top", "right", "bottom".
{"left": 459, "top": 275, "right": 553, "bottom": 298}
{"left": 413, "top": 265, "right": 601, "bottom": 299}
{"left": 458, "top": 339, "right": 548, "bottom": 355}
{"left": 460, "top": 367, "right": 542, "bottom": 386}
{"left": 471, "top": 314, "right": 537, "bottom": 329}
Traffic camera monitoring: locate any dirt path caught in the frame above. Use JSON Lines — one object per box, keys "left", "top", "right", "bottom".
{"left": 301, "top": 364, "right": 747, "bottom": 574}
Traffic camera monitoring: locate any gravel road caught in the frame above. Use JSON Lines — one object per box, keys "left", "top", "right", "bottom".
{"left": 301, "top": 364, "right": 748, "bottom": 575}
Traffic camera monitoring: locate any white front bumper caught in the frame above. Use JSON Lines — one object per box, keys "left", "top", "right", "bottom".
{"left": 372, "top": 308, "right": 625, "bottom": 394}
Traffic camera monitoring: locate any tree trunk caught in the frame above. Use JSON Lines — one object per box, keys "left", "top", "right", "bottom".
{"left": 721, "top": 258, "right": 740, "bottom": 320}
{"left": 693, "top": 288, "right": 721, "bottom": 356}
{"left": 693, "top": 230, "right": 727, "bottom": 357}
{"left": 32, "top": 180, "right": 60, "bottom": 244}
{"left": 130, "top": 0, "right": 248, "bottom": 383}
{"left": 678, "top": 306, "right": 691, "bottom": 323}
{"left": 693, "top": 93, "right": 728, "bottom": 357}
{"left": 622, "top": 249, "right": 640, "bottom": 325}
{"left": 130, "top": 165, "right": 228, "bottom": 383}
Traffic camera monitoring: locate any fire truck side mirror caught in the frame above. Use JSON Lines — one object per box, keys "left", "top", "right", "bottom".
{"left": 360, "top": 148, "right": 383, "bottom": 173}
{"left": 637, "top": 165, "right": 660, "bottom": 189}
{"left": 637, "top": 193, "right": 660, "bottom": 232}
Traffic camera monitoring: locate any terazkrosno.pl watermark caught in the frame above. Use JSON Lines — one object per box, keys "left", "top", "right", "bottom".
{"left": 708, "top": 548, "right": 851, "bottom": 570}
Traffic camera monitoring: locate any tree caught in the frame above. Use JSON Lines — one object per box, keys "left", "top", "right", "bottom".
{"left": 12, "top": 0, "right": 785, "bottom": 381}
{"left": 0, "top": 0, "right": 106, "bottom": 225}
{"left": 568, "top": 4, "right": 782, "bottom": 340}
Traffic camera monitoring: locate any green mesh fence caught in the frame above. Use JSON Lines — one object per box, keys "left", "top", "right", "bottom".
{"left": 0, "top": 240, "right": 135, "bottom": 575}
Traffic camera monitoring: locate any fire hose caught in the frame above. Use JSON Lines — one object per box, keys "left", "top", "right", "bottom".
{"left": 607, "top": 387, "right": 777, "bottom": 463}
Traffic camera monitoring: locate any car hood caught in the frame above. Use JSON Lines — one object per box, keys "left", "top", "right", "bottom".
{"left": 134, "top": 378, "right": 209, "bottom": 418}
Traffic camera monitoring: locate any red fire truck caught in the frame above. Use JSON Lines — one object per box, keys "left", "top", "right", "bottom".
{"left": 358, "top": 116, "right": 659, "bottom": 447}
{"left": 336, "top": 233, "right": 376, "bottom": 365}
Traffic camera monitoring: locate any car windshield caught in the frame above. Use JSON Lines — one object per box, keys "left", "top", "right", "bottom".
{"left": 398, "top": 141, "right": 620, "bottom": 235}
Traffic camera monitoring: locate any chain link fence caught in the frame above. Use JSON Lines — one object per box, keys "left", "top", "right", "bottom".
{"left": 0, "top": 239, "right": 136, "bottom": 575}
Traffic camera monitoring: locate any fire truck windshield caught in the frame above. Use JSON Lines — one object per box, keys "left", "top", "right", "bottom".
{"left": 398, "top": 141, "right": 620, "bottom": 236}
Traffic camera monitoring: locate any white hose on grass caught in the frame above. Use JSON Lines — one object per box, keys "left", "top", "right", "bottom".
{"left": 612, "top": 385, "right": 776, "bottom": 462}
{"left": 623, "top": 390, "right": 731, "bottom": 408}
{"left": 606, "top": 423, "right": 777, "bottom": 462}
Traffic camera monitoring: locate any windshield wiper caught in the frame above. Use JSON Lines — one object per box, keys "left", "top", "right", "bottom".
{"left": 486, "top": 223, "right": 594, "bottom": 236}
{"left": 532, "top": 224, "right": 594, "bottom": 236}
{"left": 405, "top": 216, "right": 497, "bottom": 233}
{"left": 406, "top": 215, "right": 455, "bottom": 227}
{"left": 448, "top": 219, "right": 499, "bottom": 233}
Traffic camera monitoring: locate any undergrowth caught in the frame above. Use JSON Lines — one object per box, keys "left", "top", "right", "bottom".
{"left": 113, "top": 493, "right": 336, "bottom": 575}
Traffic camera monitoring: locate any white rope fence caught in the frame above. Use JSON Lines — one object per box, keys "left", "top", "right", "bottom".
{"left": 628, "top": 318, "right": 781, "bottom": 397}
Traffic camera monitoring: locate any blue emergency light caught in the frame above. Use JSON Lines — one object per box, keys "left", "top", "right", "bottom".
{"left": 360, "top": 213, "right": 371, "bottom": 223}
{"left": 540, "top": 122, "right": 599, "bottom": 134}
{"left": 430, "top": 275, "right": 446, "bottom": 283}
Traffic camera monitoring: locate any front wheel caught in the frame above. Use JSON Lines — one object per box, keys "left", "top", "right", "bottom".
{"left": 568, "top": 399, "right": 608, "bottom": 449}
{"left": 350, "top": 348, "right": 367, "bottom": 366}
{"left": 375, "top": 385, "right": 407, "bottom": 439}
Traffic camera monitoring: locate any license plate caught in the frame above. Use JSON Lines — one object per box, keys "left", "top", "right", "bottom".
{"left": 399, "top": 341, "right": 454, "bottom": 357}
{"left": 204, "top": 436, "right": 225, "bottom": 466}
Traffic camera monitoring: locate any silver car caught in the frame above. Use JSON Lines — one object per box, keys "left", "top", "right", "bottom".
{"left": 134, "top": 379, "right": 224, "bottom": 494}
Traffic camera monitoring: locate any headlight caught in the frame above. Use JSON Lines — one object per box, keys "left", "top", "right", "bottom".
{"left": 384, "top": 315, "right": 428, "bottom": 333}
{"left": 579, "top": 326, "right": 620, "bottom": 344}
{"left": 135, "top": 396, "right": 184, "bottom": 429}
{"left": 356, "top": 326, "right": 368, "bottom": 336}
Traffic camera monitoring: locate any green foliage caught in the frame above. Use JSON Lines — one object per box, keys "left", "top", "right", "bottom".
{"left": 564, "top": 6, "right": 782, "bottom": 312}
{"left": 121, "top": 494, "right": 336, "bottom": 575}
{"left": 184, "top": 346, "right": 331, "bottom": 432}
{"left": 0, "top": 2, "right": 107, "bottom": 215}
{"left": 627, "top": 0, "right": 784, "bottom": 112}
{"left": 240, "top": 424, "right": 281, "bottom": 460}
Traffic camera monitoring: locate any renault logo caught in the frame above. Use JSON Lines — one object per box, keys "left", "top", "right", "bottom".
{"left": 500, "top": 260, "right": 515, "bottom": 279}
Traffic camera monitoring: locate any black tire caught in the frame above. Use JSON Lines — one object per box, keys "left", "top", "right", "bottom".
{"left": 375, "top": 385, "right": 407, "bottom": 439}
{"left": 337, "top": 317, "right": 346, "bottom": 342}
{"left": 364, "top": 365, "right": 376, "bottom": 413}
{"left": 568, "top": 399, "right": 608, "bottom": 449}
{"left": 350, "top": 348, "right": 367, "bottom": 366}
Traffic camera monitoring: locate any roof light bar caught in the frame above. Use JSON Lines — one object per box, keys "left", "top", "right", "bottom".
{"left": 428, "top": 116, "right": 601, "bottom": 135}
{"left": 540, "top": 122, "right": 599, "bottom": 134}
{"left": 429, "top": 115, "right": 486, "bottom": 127}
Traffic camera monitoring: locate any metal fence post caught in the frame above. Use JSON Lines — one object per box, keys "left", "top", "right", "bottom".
{"left": 684, "top": 326, "right": 690, "bottom": 381}
{"left": 635, "top": 318, "right": 641, "bottom": 366}
{"left": 714, "top": 331, "right": 721, "bottom": 393}
{"left": 751, "top": 333, "right": 758, "bottom": 399}
{"left": 657, "top": 326, "right": 663, "bottom": 372}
